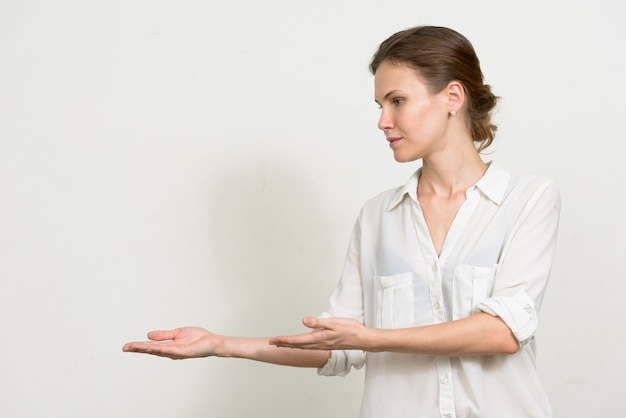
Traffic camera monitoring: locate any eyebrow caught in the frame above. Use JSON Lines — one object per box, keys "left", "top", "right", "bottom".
{"left": 374, "top": 89, "right": 401, "bottom": 104}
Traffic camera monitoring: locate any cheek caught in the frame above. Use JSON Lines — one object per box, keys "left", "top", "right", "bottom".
{"left": 405, "top": 106, "right": 444, "bottom": 136}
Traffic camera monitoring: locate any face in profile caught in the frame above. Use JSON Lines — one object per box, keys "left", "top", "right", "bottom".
{"left": 374, "top": 61, "right": 453, "bottom": 163}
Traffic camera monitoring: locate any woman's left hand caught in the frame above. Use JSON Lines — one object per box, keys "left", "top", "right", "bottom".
{"left": 269, "top": 317, "right": 368, "bottom": 350}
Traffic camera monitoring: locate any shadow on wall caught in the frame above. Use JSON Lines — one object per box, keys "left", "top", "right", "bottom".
{"left": 178, "top": 157, "right": 363, "bottom": 417}
{"left": 205, "top": 157, "right": 340, "bottom": 336}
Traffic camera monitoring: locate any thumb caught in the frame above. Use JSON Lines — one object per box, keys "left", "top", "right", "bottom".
{"left": 147, "top": 329, "right": 178, "bottom": 341}
{"left": 302, "top": 317, "right": 324, "bottom": 329}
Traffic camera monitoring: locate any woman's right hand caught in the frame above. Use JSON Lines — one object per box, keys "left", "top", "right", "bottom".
{"left": 122, "top": 327, "right": 224, "bottom": 360}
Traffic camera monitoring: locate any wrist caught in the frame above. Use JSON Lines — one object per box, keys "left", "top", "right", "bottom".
{"left": 360, "top": 327, "right": 383, "bottom": 352}
{"left": 213, "top": 335, "right": 230, "bottom": 358}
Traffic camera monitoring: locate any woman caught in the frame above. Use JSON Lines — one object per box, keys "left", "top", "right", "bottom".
{"left": 123, "top": 26, "right": 560, "bottom": 418}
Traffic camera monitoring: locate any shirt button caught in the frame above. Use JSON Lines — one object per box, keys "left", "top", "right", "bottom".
{"left": 431, "top": 263, "right": 438, "bottom": 272}
{"left": 434, "top": 300, "right": 441, "bottom": 310}
{"left": 441, "top": 375, "right": 449, "bottom": 384}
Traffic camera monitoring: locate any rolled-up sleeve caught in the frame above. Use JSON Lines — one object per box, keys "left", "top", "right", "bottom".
{"left": 476, "top": 181, "right": 561, "bottom": 345}
{"left": 476, "top": 290, "right": 538, "bottom": 344}
{"left": 317, "top": 217, "right": 367, "bottom": 376}
{"left": 317, "top": 343, "right": 366, "bottom": 377}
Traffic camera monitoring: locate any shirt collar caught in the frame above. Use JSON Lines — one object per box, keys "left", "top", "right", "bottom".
{"left": 473, "top": 162, "right": 510, "bottom": 205}
{"left": 387, "top": 169, "right": 419, "bottom": 211}
{"left": 386, "top": 161, "right": 510, "bottom": 211}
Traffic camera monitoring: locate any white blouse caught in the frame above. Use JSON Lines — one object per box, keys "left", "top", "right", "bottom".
{"left": 319, "top": 162, "right": 560, "bottom": 418}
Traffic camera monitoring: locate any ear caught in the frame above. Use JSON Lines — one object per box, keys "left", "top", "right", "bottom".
{"left": 445, "top": 80, "right": 465, "bottom": 113}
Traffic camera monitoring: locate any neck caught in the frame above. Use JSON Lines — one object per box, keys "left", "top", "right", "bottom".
{"left": 418, "top": 147, "right": 487, "bottom": 199}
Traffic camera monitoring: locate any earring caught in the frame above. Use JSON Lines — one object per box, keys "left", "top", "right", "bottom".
{"left": 449, "top": 110, "right": 457, "bottom": 117}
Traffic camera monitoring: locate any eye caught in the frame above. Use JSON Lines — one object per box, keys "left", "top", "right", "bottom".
{"left": 393, "top": 98, "right": 404, "bottom": 105}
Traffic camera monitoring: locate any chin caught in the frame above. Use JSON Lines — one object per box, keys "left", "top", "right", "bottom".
{"left": 392, "top": 152, "right": 421, "bottom": 164}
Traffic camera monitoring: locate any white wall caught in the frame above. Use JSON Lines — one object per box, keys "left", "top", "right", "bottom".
{"left": 1, "top": 0, "right": 623, "bottom": 417}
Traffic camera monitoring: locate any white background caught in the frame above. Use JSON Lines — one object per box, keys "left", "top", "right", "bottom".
{"left": 1, "top": 0, "right": 624, "bottom": 417}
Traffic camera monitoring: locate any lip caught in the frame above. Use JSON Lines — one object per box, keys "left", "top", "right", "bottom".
{"left": 387, "top": 137, "right": 402, "bottom": 149}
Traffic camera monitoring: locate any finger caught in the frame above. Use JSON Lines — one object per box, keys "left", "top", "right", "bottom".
{"left": 122, "top": 342, "right": 135, "bottom": 352}
{"left": 122, "top": 341, "right": 184, "bottom": 359}
{"left": 122, "top": 341, "right": 154, "bottom": 352}
{"left": 268, "top": 335, "right": 295, "bottom": 346}
{"left": 302, "top": 317, "right": 325, "bottom": 329}
{"left": 271, "top": 340, "right": 325, "bottom": 350}
{"left": 147, "top": 329, "right": 179, "bottom": 341}
{"left": 270, "top": 330, "right": 324, "bottom": 347}
{"left": 268, "top": 337, "right": 295, "bottom": 346}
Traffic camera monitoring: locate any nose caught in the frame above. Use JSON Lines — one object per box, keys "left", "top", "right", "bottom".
{"left": 377, "top": 107, "right": 393, "bottom": 131}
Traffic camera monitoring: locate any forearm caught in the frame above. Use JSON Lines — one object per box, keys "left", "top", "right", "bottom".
{"left": 123, "top": 326, "right": 332, "bottom": 366}
{"left": 364, "top": 313, "right": 519, "bottom": 356}
{"left": 220, "top": 336, "right": 331, "bottom": 368}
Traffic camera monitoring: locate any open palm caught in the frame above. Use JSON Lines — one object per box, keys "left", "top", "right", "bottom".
{"left": 123, "top": 327, "right": 223, "bottom": 360}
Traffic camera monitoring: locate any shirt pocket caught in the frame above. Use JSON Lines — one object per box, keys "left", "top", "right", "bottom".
{"left": 452, "top": 264, "right": 497, "bottom": 320}
{"left": 373, "top": 272, "right": 415, "bottom": 329}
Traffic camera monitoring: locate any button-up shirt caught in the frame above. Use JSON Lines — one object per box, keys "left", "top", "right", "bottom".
{"left": 318, "top": 163, "right": 560, "bottom": 418}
